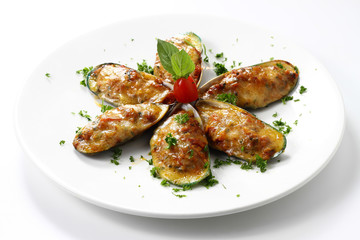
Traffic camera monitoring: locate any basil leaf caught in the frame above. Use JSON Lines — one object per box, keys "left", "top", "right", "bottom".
{"left": 171, "top": 49, "right": 195, "bottom": 79}
{"left": 157, "top": 39, "right": 179, "bottom": 77}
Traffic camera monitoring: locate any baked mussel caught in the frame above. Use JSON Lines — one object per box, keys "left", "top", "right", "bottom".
{"left": 87, "top": 63, "right": 175, "bottom": 106}
{"left": 154, "top": 32, "right": 203, "bottom": 86}
{"left": 150, "top": 103, "right": 210, "bottom": 186}
{"left": 73, "top": 103, "right": 169, "bottom": 154}
{"left": 195, "top": 99, "right": 286, "bottom": 162}
{"left": 199, "top": 60, "right": 299, "bottom": 109}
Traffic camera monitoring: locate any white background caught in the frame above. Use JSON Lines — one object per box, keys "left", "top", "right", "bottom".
{"left": 2, "top": 0, "right": 359, "bottom": 239}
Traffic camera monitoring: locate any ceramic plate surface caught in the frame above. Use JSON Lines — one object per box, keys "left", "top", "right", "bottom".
{"left": 15, "top": 15, "right": 344, "bottom": 219}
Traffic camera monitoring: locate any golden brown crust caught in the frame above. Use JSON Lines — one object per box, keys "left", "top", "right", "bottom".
{"left": 88, "top": 64, "right": 175, "bottom": 105}
{"left": 196, "top": 100, "right": 285, "bottom": 162}
{"left": 150, "top": 109, "right": 209, "bottom": 185}
{"left": 73, "top": 104, "right": 168, "bottom": 154}
{"left": 200, "top": 60, "right": 298, "bottom": 109}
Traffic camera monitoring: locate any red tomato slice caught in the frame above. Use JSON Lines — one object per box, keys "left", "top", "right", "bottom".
{"left": 173, "top": 76, "right": 198, "bottom": 103}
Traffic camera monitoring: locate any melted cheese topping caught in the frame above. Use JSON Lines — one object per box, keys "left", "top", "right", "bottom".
{"left": 89, "top": 64, "right": 175, "bottom": 105}
{"left": 150, "top": 109, "right": 209, "bottom": 185}
{"left": 73, "top": 104, "right": 168, "bottom": 153}
{"left": 200, "top": 60, "right": 298, "bottom": 109}
{"left": 196, "top": 100, "right": 285, "bottom": 162}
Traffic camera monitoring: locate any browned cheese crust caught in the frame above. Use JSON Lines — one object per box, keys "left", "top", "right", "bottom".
{"left": 196, "top": 100, "right": 285, "bottom": 162}
{"left": 154, "top": 37, "right": 202, "bottom": 85}
{"left": 200, "top": 60, "right": 299, "bottom": 109}
{"left": 88, "top": 64, "right": 175, "bottom": 105}
{"left": 150, "top": 109, "right": 209, "bottom": 185}
{"left": 73, "top": 104, "right": 168, "bottom": 154}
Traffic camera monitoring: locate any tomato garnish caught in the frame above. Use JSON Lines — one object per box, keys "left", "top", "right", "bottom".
{"left": 173, "top": 76, "right": 198, "bottom": 103}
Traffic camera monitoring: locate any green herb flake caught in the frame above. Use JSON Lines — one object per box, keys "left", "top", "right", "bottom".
{"left": 240, "top": 162, "right": 253, "bottom": 170}
{"left": 172, "top": 193, "right": 187, "bottom": 198}
{"left": 294, "top": 66, "right": 299, "bottom": 74}
{"left": 78, "top": 110, "right": 92, "bottom": 121}
{"left": 236, "top": 194, "right": 240, "bottom": 197}
{"left": 272, "top": 112, "right": 278, "bottom": 118}
{"left": 299, "top": 85, "right": 307, "bottom": 94}
{"left": 203, "top": 162, "right": 209, "bottom": 169}
{"left": 110, "top": 147, "right": 122, "bottom": 165}
{"left": 270, "top": 57, "right": 274, "bottom": 61}
{"left": 294, "top": 120, "right": 298, "bottom": 126}
{"left": 215, "top": 52, "right": 224, "bottom": 58}
{"left": 213, "top": 62, "right": 228, "bottom": 76}
{"left": 202, "top": 174, "right": 219, "bottom": 189}
{"left": 188, "top": 149, "right": 194, "bottom": 159}
{"left": 216, "top": 93, "right": 237, "bottom": 105}
{"left": 137, "top": 59, "right": 154, "bottom": 75}
{"left": 100, "top": 100, "right": 114, "bottom": 113}
{"left": 203, "top": 145, "right": 209, "bottom": 152}
{"left": 128, "top": 166, "right": 132, "bottom": 170}
{"left": 203, "top": 44, "right": 209, "bottom": 63}
{"left": 241, "top": 146, "right": 245, "bottom": 152}
{"left": 45, "top": 73, "right": 51, "bottom": 78}
{"left": 76, "top": 66, "right": 93, "bottom": 87}
{"left": 255, "top": 155, "right": 267, "bottom": 173}
{"left": 59, "top": 140, "right": 65, "bottom": 145}
{"left": 161, "top": 180, "right": 170, "bottom": 187}
{"left": 165, "top": 133, "right": 177, "bottom": 149}
{"left": 174, "top": 113, "right": 189, "bottom": 124}
{"left": 150, "top": 167, "right": 160, "bottom": 178}
{"left": 75, "top": 127, "right": 82, "bottom": 134}
{"left": 146, "top": 158, "right": 153, "bottom": 165}
{"left": 214, "top": 156, "right": 242, "bottom": 168}
{"left": 276, "top": 63, "right": 284, "bottom": 69}
{"left": 129, "top": 156, "right": 135, "bottom": 162}
{"left": 281, "top": 96, "right": 293, "bottom": 104}
{"left": 294, "top": 99, "right": 300, "bottom": 102}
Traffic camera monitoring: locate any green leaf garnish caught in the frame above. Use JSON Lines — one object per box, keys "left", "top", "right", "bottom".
{"left": 165, "top": 133, "right": 177, "bottom": 149}
{"left": 216, "top": 93, "right": 237, "bottom": 105}
{"left": 157, "top": 39, "right": 195, "bottom": 80}
{"left": 171, "top": 49, "right": 195, "bottom": 79}
{"left": 174, "top": 113, "right": 189, "bottom": 124}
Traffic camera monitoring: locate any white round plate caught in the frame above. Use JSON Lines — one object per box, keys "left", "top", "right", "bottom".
{"left": 15, "top": 15, "right": 345, "bottom": 219}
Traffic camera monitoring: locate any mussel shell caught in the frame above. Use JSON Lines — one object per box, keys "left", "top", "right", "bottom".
{"left": 154, "top": 32, "right": 203, "bottom": 86}
{"left": 198, "top": 60, "right": 299, "bottom": 109}
{"left": 150, "top": 103, "right": 210, "bottom": 186}
{"left": 195, "top": 99, "right": 286, "bottom": 162}
{"left": 86, "top": 63, "right": 175, "bottom": 106}
{"left": 73, "top": 103, "right": 169, "bottom": 154}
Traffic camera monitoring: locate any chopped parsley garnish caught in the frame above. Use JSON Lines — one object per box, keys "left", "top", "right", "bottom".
{"left": 236, "top": 194, "right": 240, "bottom": 197}
{"left": 146, "top": 158, "right": 153, "bottom": 165}
{"left": 45, "top": 73, "right": 51, "bottom": 78}
{"left": 294, "top": 99, "right": 300, "bottom": 102}
{"left": 203, "top": 162, "right": 209, "bottom": 169}
{"left": 270, "top": 57, "right": 274, "bottom": 61}
{"left": 240, "top": 162, "right": 253, "bottom": 170}
{"left": 203, "top": 145, "right": 209, "bottom": 152}
{"left": 203, "top": 44, "right": 209, "bottom": 63}
{"left": 216, "top": 93, "right": 237, "bottom": 105}
{"left": 294, "top": 120, "right": 298, "bottom": 126}
{"left": 299, "top": 85, "right": 307, "bottom": 94}
{"left": 281, "top": 96, "right": 293, "bottom": 104}
{"left": 110, "top": 147, "right": 122, "bottom": 165}
{"left": 272, "top": 118, "right": 292, "bottom": 135}
{"left": 59, "top": 140, "right": 65, "bottom": 145}
{"left": 213, "top": 62, "right": 228, "bottom": 76}
{"left": 161, "top": 180, "right": 170, "bottom": 187}
{"left": 276, "top": 63, "right": 284, "bottom": 69}
{"left": 215, "top": 52, "right": 224, "bottom": 58}
{"left": 75, "top": 127, "right": 82, "bottom": 134}
{"left": 76, "top": 66, "right": 93, "bottom": 87}
{"left": 172, "top": 193, "right": 187, "bottom": 198}
{"left": 188, "top": 149, "right": 194, "bottom": 158}
{"left": 173, "top": 185, "right": 192, "bottom": 192}
{"left": 294, "top": 66, "right": 299, "bottom": 74}
{"left": 214, "top": 156, "right": 242, "bottom": 168}
{"left": 202, "top": 174, "right": 219, "bottom": 189}
{"left": 129, "top": 156, "right": 135, "bottom": 162}
{"left": 128, "top": 166, "right": 132, "bottom": 170}
{"left": 100, "top": 101, "right": 114, "bottom": 113}
{"left": 241, "top": 146, "right": 245, "bottom": 152}
{"left": 150, "top": 167, "right": 160, "bottom": 178}
{"left": 165, "top": 133, "right": 177, "bottom": 149}
{"left": 230, "top": 61, "right": 236, "bottom": 69}
{"left": 272, "top": 112, "right": 278, "bottom": 118}
{"left": 174, "top": 113, "right": 189, "bottom": 124}
{"left": 137, "top": 59, "right": 154, "bottom": 75}
{"left": 255, "top": 155, "right": 267, "bottom": 173}
{"left": 78, "top": 110, "right": 92, "bottom": 121}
